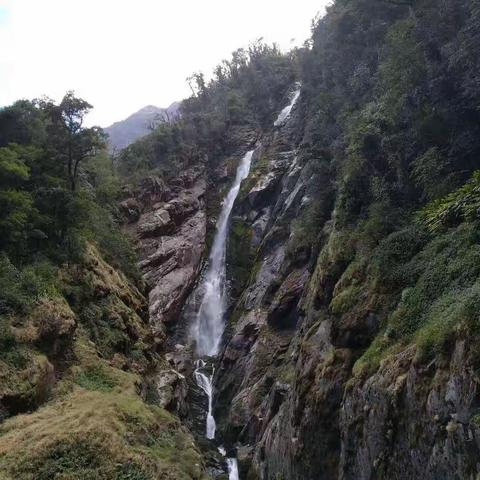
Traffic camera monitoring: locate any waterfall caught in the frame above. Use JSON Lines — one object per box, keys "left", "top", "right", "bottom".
{"left": 191, "top": 149, "right": 254, "bottom": 478}
{"left": 226, "top": 458, "right": 240, "bottom": 480}
{"left": 194, "top": 149, "right": 254, "bottom": 357}
{"left": 194, "top": 360, "right": 216, "bottom": 439}
{"left": 219, "top": 448, "right": 240, "bottom": 480}
{"left": 274, "top": 82, "right": 301, "bottom": 127}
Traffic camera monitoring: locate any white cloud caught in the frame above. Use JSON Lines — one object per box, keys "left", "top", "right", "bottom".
{"left": 0, "top": 0, "right": 330, "bottom": 126}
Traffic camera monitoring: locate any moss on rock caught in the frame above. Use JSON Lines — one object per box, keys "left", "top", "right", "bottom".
{"left": 227, "top": 218, "right": 255, "bottom": 300}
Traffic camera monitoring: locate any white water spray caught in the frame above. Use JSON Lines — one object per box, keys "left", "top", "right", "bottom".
{"left": 192, "top": 150, "right": 254, "bottom": 479}
{"left": 219, "top": 447, "right": 240, "bottom": 480}
{"left": 226, "top": 458, "right": 240, "bottom": 480}
{"left": 194, "top": 149, "right": 254, "bottom": 357}
{"left": 194, "top": 360, "right": 216, "bottom": 439}
{"left": 274, "top": 83, "right": 301, "bottom": 127}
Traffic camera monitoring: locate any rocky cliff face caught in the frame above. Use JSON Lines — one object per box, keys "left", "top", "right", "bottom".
{"left": 341, "top": 338, "right": 480, "bottom": 479}
{"left": 121, "top": 166, "right": 207, "bottom": 343}
{"left": 201, "top": 89, "right": 480, "bottom": 480}
{"left": 116, "top": 82, "right": 480, "bottom": 480}
{"left": 112, "top": 2, "right": 480, "bottom": 477}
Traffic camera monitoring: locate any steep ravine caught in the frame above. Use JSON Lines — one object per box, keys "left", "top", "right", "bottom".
{"left": 212, "top": 86, "right": 480, "bottom": 479}
{"left": 128, "top": 70, "right": 480, "bottom": 480}
{"left": 121, "top": 85, "right": 305, "bottom": 477}
{"left": 120, "top": 120, "right": 261, "bottom": 477}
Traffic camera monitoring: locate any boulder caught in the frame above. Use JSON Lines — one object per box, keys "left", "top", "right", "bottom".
{"left": 119, "top": 197, "right": 142, "bottom": 223}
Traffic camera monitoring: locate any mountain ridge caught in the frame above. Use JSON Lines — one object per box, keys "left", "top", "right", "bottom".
{"left": 104, "top": 101, "right": 181, "bottom": 152}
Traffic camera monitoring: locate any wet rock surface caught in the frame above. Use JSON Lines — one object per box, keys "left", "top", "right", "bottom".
{"left": 340, "top": 340, "right": 480, "bottom": 480}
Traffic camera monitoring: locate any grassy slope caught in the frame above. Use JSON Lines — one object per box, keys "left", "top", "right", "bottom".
{"left": 0, "top": 245, "right": 207, "bottom": 480}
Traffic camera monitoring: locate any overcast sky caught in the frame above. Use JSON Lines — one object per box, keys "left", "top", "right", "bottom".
{"left": 0, "top": 0, "right": 330, "bottom": 126}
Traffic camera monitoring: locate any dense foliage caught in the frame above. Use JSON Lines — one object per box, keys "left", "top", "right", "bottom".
{"left": 0, "top": 93, "right": 138, "bottom": 317}
{"left": 0, "top": 94, "right": 189, "bottom": 480}
{"left": 117, "top": 42, "right": 296, "bottom": 179}
{"left": 293, "top": 0, "right": 480, "bottom": 370}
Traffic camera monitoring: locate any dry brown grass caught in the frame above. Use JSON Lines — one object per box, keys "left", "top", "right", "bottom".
{"left": 0, "top": 333, "right": 206, "bottom": 480}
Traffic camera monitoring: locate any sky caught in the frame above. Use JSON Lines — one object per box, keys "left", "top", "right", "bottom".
{"left": 0, "top": 0, "right": 330, "bottom": 127}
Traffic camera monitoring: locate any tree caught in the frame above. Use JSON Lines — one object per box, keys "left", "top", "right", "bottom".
{"left": 186, "top": 73, "right": 206, "bottom": 97}
{"left": 45, "top": 92, "right": 105, "bottom": 191}
{"left": 0, "top": 145, "right": 38, "bottom": 254}
{"left": 0, "top": 99, "right": 46, "bottom": 148}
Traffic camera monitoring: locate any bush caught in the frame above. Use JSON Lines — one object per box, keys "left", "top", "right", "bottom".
{"left": 419, "top": 171, "right": 480, "bottom": 232}
{"left": 387, "top": 224, "right": 480, "bottom": 338}
{"left": 79, "top": 301, "right": 132, "bottom": 359}
{"left": 286, "top": 200, "right": 324, "bottom": 259}
{"left": 411, "top": 147, "right": 451, "bottom": 201}
{"left": 416, "top": 282, "right": 480, "bottom": 359}
{"left": 371, "top": 226, "right": 428, "bottom": 290}
{"left": 75, "top": 364, "right": 116, "bottom": 392}
{"left": 0, "top": 254, "right": 57, "bottom": 315}
{"left": 0, "top": 316, "right": 27, "bottom": 368}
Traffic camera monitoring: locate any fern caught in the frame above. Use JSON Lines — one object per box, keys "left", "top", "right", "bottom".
{"left": 419, "top": 171, "right": 480, "bottom": 232}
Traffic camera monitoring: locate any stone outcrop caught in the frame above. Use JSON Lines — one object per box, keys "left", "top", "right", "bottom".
{"left": 123, "top": 167, "right": 207, "bottom": 341}
{"left": 340, "top": 339, "right": 480, "bottom": 479}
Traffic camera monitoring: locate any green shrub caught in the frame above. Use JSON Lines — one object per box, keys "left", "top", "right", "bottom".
{"left": 0, "top": 316, "right": 15, "bottom": 352}
{"left": 353, "top": 335, "right": 399, "bottom": 377}
{"left": 379, "top": 17, "right": 427, "bottom": 119}
{"left": 227, "top": 218, "right": 255, "bottom": 297}
{"left": 330, "top": 285, "right": 362, "bottom": 315}
{"left": 416, "top": 281, "right": 480, "bottom": 359}
{"left": 371, "top": 226, "right": 428, "bottom": 290}
{"left": 286, "top": 200, "right": 324, "bottom": 258}
{"left": 86, "top": 205, "right": 140, "bottom": 283}
{"left": 9, "top": 435, "right": 148, "bottom": 480}
{"left": 411, "top": 147, "right": 451, "bottom": 201}
{"left": 115, "top": 463, "right": 150, "bottom": 480}
{"left": 32, "top": 439, "right": 103, "bottom": 480}
{"left": 0, "top": 316, "right": 27, "bottom": 368}
{"left": 79, "top": 301, "right": 132, "bottom": 359}
{"left": 74, "top": 364, "right": 117, "bottom": 392}
{"left": 419, "top": 171, "right": 480, "bottom": 233}
{"left": 387, "top": 224, "right": 480, "bottom": 339}
{"left": 0, "top": 254, "right": 57, "bottom": 315}
{"left": 355, "top": 223, "right": 480, "bottom": 374}
{"left": 470, "top": 413, "right": 480, "bottom": 427}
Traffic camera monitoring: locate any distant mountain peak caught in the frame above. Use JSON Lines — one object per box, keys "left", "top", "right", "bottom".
{"left": 137, "top": 105, "right": 161, "bottom": 114}
{"left": 104, "top": 102, "right": 180, "bottom": 152}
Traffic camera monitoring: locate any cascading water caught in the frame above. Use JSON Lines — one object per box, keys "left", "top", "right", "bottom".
{"left": 274, "top": 82, "right": 301, "bottom": 127}
{"left": 218, "top": 448, "right": 240, "bottom": 480}
{"left": 194, "top": 360, "right": 216, "bottom": 439}
{"left": 191, "top": 86, "right": 300, "bottom": 479}
{"left": 192, "top": 149, "right": 254, "bottom": 479}
{"left": 193, "top": 149, "right": 255, "bottom": 357}
{"left": 226, "top": 458, "right": 240, "bottom": 480}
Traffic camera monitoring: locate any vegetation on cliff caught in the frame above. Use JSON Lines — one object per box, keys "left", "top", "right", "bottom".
{"left": 117, "top": 42, "right": 296, "bottom": 181}
{"left": 0, "top": 94, "right": 206, "bottom": 478}
{"left": 297, "top": 0, "right": 480, "bottom": 374}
